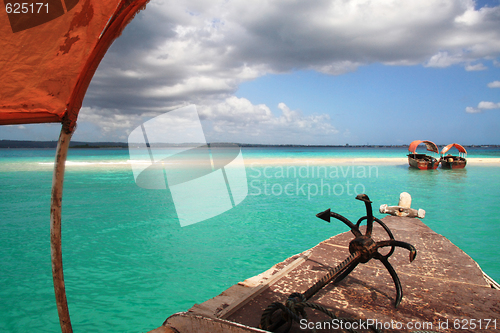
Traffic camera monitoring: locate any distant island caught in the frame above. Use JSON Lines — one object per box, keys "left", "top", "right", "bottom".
{"left": 0, "top": 140, "right": 128, "bottom": 149}
{"left": 0, "top": 140, "right": 498, "bottom": 149}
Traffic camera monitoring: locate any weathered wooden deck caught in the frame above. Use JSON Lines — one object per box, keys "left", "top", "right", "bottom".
{"left": 152, "top": 216, "right": 500, "bottom": 332}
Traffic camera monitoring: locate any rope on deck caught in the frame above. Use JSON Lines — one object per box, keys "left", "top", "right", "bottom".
{"left": 260, "top": 294, "right": 443, "bottom": 333}
{"left": 260, "top": 292, "right": 382, "bottom": 333}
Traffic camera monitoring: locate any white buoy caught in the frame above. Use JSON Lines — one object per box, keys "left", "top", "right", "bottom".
{"left": 398, "top": 192, "right": 412, "bottom": 208}
{"left": 379, "top": 192, "right": 425, "bottom": 218}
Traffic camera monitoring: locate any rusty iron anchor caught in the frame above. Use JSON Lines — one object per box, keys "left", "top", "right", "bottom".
{"left": 260, "top": 194, "right": 417, "bottom": 332}
{"left": 316, "top": 193, "right": 417, "bottom": 307}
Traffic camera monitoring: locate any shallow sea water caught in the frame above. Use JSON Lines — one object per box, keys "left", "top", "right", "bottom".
{"left": 0, "top": 147, "right": 499, "bottom": 332}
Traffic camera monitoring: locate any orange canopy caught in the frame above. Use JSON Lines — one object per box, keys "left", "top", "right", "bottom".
{"left": 441, "top": 143, "right": 467, "bottom": 155}
{"left": 0, "top": 0, "right": 148, "bottom": 132}
{"left": 408, "top": 140, "right": 439, "bottom": 154}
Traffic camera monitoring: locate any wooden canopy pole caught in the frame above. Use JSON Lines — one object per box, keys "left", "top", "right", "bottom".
{"left": 50, "top": 126, "right": 74, "bottom": 333}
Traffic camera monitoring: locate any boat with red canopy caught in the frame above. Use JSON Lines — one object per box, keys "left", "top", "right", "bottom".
{"left": 440, "top": 143, "right": 467, "bottom": 169}
{"left": 407, "top": 140, "right": 440, "bottom": 170}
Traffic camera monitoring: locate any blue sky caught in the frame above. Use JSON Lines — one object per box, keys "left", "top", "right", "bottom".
{"left": 235, "top": 63, "right": 500, "bottom": 145}
{"left": 1, "top": 0, "right": 499, "bottom": 145}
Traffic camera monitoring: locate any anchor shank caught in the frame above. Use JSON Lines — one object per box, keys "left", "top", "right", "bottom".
{"left": 303, "top": 251, "right": 361, "bottom": 300}
{"left": 364, "top": 200, "right": 374, "bottom": 237}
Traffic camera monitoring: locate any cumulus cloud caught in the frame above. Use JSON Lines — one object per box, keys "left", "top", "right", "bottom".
{"left": 465, "top": 63, "right": 487, "bottom": 71}
{"left": 478, "top": 101, "right": 500, "bottom": 109}
{"left": 86, "top": 0, "right": 500, "bottom": 110}
{"left": 75, "top": 107, "right": 151, "bottom": 141}
{"left": 465, "top": 106, "right": 481, "bottom": 113}
{"left": 77, "top": 0, "right": 500, "bottom": 140}
{"left": 425, "top": 51, "right": 465, "bottom": 68}
{"left": 465, "top": 101, "right": 500, "bottom": 113}
{"left": 198, "top": 97, "right": 338, "bottom": 144}
{"left": 76, "top": 98, "right": 339, "bottom": 144}
{"left": 465, "top": 80, "right": 500, "bottom": 113}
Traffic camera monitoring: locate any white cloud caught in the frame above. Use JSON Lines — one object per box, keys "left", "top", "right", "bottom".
{"left": 425, "top": 51, "right": 465, "bottom": 68}
{"left": 198, "top": 97, "right": 338, "bottom": 144}
{"left": 465, "top": 101, "right": 500, "bottom": 113}
{"left": 75, "top": 98, "right": 339, "bottom": 144}
{"left": 487, "top": 81, "right": 500, "bottom": 88}
{"left": 478, "top": 101, "right": 500, "bottom": 109}
{"left": 465, "top": 63, "right": 487, "bottom": 71}
{"left": 3, "top": 124, "right": 27, "bottom": 130}
{"left": 312, "top": 61, "right": 363, "bottom": 75}
{"left": 75, "top": 107, "right": 150, "bottom": 141}
{"left": 79, "top": 108, "right": 140, "bottom": 132}
{"left": 0, "top": 123, "right": 61, "bottom": 141}
{"left": 465, "top": 106, "right": 481, "bottom": 113}
{"left": 74, "top": 0, "right": 500, "bottom": 141}
{"left": 84, "top": 0, "right": 500, "bottom": 115}
{"left": 199, "top": 97, "right": 272, "bottom": 124}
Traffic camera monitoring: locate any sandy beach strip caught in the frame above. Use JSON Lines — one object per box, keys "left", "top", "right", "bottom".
{"left": 467, "top": 158, "right": 500, "bottom": 165}
{"left": 243, "top": 157, "right": 500, "bottom": 166}
{"left": 2, "top": 157, "right": 497, "bottom": 172}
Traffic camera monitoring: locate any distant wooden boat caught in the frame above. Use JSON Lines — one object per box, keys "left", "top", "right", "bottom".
{"left": 407, "top": 140, "right": 439, "bottom": 170}
{"left": 440, "top": 143, "right": 467, "bottom": 169}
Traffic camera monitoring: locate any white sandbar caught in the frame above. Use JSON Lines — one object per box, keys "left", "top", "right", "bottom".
{"left": 2, "top": 157, "right": 496, "bottom": 172}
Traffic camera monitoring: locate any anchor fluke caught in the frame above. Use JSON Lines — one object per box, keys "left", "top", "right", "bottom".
{"left": 355, "top": 193, "right": 372, "bottom": 203}
{"left": 316, "top": 209, "right": 331, "bottom": 223}
{"left": 409, "top": 248, "right": 417, "bottom": 263}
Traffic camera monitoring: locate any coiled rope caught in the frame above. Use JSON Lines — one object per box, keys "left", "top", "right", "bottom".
{"left": 260, "top": 294, "right": 441, "bottom": 333}
{"left": 260, "top": 292, "right": 382, "bottom": 333}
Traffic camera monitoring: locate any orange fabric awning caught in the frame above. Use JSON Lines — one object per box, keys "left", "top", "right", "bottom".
{"left": 408, "top": 140, "right": 439, "bottom": 154}
{"left": 0, "top": 0, "right": 148, "bottom": 131}
{"left": 441, "top": 143, "right": 467, "bottom": 155}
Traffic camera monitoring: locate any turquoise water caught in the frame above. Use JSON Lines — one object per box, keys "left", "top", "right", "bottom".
{"left": 1, "top": 147, "right": 499, "bottom": 332}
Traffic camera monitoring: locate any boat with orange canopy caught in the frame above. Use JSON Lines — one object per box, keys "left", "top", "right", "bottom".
{"left": 440, "top": 143, "right": 467, "bottom": 169}
{"left": 407, "top": 140, "right": 440, "bottom": 170}
{"left": 0, "top": 2, "right": 148, "bottom": 332}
